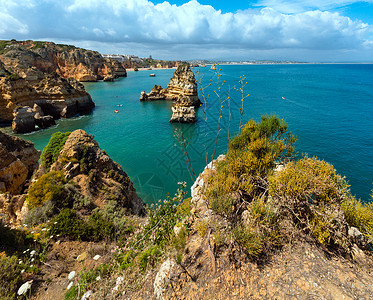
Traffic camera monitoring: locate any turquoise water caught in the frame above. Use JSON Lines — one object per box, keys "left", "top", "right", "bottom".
{"left": 9, "top": 64, "right": 373, "bottom": 204}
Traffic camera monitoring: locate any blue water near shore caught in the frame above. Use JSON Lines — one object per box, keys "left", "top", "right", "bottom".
{"left": 12, "top": 64, "right": 373, "bottom": 204}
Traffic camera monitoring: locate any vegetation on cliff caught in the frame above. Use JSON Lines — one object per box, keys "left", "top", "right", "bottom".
{"left": 203, "top": 115, "right": 372, "bottom": 260}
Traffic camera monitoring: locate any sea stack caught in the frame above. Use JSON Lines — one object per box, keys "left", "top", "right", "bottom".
{"left": 140, "top": 63, "right": 201, "bottom": 123}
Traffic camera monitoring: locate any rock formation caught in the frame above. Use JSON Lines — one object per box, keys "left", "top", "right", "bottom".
{"left": 47, "top": 129, "right": 144, "bottom": 215}
{"left": 0, "top": 131, "right": 40, "bottom": 221}
{"left": 0, "top": 41, "right": 102, "bottom": 133}
{"left": 0, "top": 131, "right": 40, "bottom": 194}
{"left": 140, "top": 63, "right": 201, "bottom": 123}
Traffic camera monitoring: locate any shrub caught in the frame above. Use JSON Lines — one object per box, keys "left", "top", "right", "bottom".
{"left": 49, "top": 209, "right": 116, "bottom": 242}
{"left": 86, "top": 212, "right": 115, "bottom": 242}
{"left": 0, "top": 254, "right": 23, "bottom": 299}
{"left": 342, "top": 197, "right": 373, "bottom": 241}
{"left": 269, "top": 156, "right": 351, "bottom": 249}
{"left": 40, "top": 132, "right": 71, "bottom": 169}
{"left": 27, "top": 171, "right": 69, "bottom": 210}
{"left": 49, "top": 209, "right": 88, "bottom": 240}
{"left": 0, "top": 221, "right": 34, "bottom": 255}
{"left": 138, "top": 246, "right": 162, "bottom": 272}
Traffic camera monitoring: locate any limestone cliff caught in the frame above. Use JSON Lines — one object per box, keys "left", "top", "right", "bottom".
{"left": 0, "top": 130, "right": 40, "bottom": 221}
{"left": 0, "top": 131, "right": 40, "bottom": 194}
{"left": 0, "top": 40, "right": 126, "bottom": 82}
{"left": 47, "top": 129, "right": 144, "bottom": 215}
{"left": 0, "top": 41, "right": 100, "bottom": 133}
{"left": 140, "top": 63, "right": 201, "bottom": 123}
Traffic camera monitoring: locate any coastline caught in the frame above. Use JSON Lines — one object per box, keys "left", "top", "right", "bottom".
{"left": 126, "top": 67, "right": 177, "bottom": 72}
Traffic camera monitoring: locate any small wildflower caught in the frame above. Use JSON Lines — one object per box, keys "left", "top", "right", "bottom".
{"left": 42, "top": 228, "right": 46, "bottom": 231}
{"left": 67, "top": 282, "right": 73, "bottom": 290}
{"left": 17, "top": 280, "right": 32, "bottom": 296}
{"left": 68, "top": 271, "right": 76, "bottom": 280}
{"left": 30, "top": 250, "right": 36, "bottom": 256}
{"left": 54, "top": 222, "right": 58, "bottom": 224}
{"left": 21, "top": 269, "right": 25, "bottom": 273}
{"left": 50, "top": 235, "right": 54, "bottom": 239}
{"left": 93, "top": 255, "right": 101, "bottom": 261}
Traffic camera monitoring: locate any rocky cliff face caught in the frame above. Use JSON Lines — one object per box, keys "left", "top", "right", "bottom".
{"left": 48, "top": 129, "right": 144, "bottom": 215}
{"left": 0, "top": 131, "right": 40, "bottom": 194}
{"left": 0, "top": 131, "right": 40, "bottom": 221}
{"left": 0, "top": 40, "right": 103, "bottom": 133}
{"left": 140, "top": 63, "right": 201, "bottom": 123}
{"left": 0, "top": 40, "right": 126, "bottom": 82}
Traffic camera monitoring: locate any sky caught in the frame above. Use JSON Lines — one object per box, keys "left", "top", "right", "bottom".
{"left": 0, "top": 0, "right": 372, "bottom": 62}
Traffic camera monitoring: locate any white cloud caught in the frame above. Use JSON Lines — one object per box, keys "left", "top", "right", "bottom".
{"left": 0, "top": 11, "right": 28, "bottom": 34}
{"left": 0, "top": 0, "right": 372, "bottom": 60}
{"left": 254, "top": 0, "right": 373, "bottom": 13}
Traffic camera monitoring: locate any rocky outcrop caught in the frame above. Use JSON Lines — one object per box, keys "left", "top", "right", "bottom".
{"left": 0, "top": 131, "right": 40, "bottom": 194}
{"left": 140, "top": 64, "right": 201, "bottom": 123}
{"left": 169, "top": 105, "right": 195, "bottom": 123}
{"left": 0, "top": 49, "right": 95, "bottom": 133}
{"left": 48, "top": 129, "right": 144, "bottom": 215}
{"left": 0, "top": 40, "right": 125, "bottom": 82}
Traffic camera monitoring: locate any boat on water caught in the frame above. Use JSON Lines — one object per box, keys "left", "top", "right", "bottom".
{"left": 149, "top": 73, "right": 156, "bottom": 77}
{"left": 114, "top": 109, "right": 119, "bottom": 113}
{"left": 211, "top": 65, "right": 216, "bottom": 70}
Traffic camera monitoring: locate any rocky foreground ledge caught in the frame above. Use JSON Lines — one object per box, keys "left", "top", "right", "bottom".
{"left": 140, "top": 63, "right": 202, "bottom": 123}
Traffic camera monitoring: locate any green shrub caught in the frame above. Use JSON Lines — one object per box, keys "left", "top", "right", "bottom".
{"left": 0, "top": 254, "right": 23, "bottom": 299}
{"left": 0, "top": 221, "right": 34, "bottom": 255}
{"left": 269, "top": 156, "right": 351, "bottom": 249}
{"left": 27, "top": 171, "right": 69, "bottom": 210}
{"left": 138, "top": 246, "right": 162, "bottom": 272}
{"left": 40, "top": 132, "right": 71, "bottom": 169}
{"left": 49, "top": 209, "right": 88, "bottom": 240}
{"left": 233, "top": 225, "right": 263, "bottom": 258}
{"left": 87, "top": 211, "right": 115, "bottom": 242}
{"left": 50, "top": 209, "right": 116, "bottom": 242}
{"left": 342, "top": 197, "right": 373, "bottom": 241}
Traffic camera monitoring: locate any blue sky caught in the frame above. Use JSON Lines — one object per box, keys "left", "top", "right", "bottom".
{"left": 0, "top": 0, "right": 372, "bottom": 62}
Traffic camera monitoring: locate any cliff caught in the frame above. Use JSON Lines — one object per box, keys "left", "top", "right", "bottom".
{"left": 0, "top": 130, "right": 40, "bottom": 221}
{"left": 47, "top": 129, "right": 144, "bottom": 215}
{"left": 0, "top": 131, "right": 40, "bottom": 194}
{"left": 0, "top": 40, "right": 105, "bottom": 133}
{"left": 140, "top": 63, "right": 201, "bottom": 123}
{"left": 0, "top": 40, "right": 127, "bottom": 82}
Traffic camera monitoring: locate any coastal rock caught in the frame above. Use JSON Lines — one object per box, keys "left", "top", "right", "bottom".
{"left": 103, "top": 75, "right": 114, "bottom": 82}
{"left": 48, "top": 129, "right": 145, "bottom": 215}
{"left": 35, "top": 115, "right": 56, "bottom": 129}
{"left": 12, "top": 106, "right": 36, "bottom": 133}
{"left": 0, "top": 130, "right": 40, "bottom": 195}
{"left": 0, "top": 69, "right": 94, "bottom": 133}
{"left": 169, "top": 105, "right": 195, "bottom": 123}
{"left": 140, "top": 85, "right": 166, "bottom": 101}
{"left": 139, "top": 64, "right": 201, "bottom": 123}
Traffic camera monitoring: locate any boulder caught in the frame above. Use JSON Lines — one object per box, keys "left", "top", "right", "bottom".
{"left": 154, "top": 259, "right": 177, "bottom": 300}
{"left": 103, "top": 75, "right": 114, "bottom": 82}
{"left": 35, "top": 115, "right": 56, "bottom": 129}
{"left": 169, "top": 105, "right": 195, "bottom": 123}
{"left": 12, "top": 106, "right": 36, "bottom": 133}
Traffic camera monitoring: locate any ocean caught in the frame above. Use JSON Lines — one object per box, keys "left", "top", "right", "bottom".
{"left": 10, "top": 64, "right": 373, "bottom": 204}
